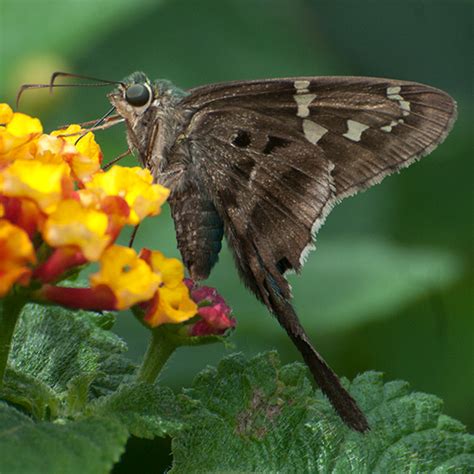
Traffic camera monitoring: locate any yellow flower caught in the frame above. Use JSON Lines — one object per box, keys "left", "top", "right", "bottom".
{"left": 0, "top": 220, "right": 36, "bottom": 297}
{"left": 144, "top": 283, "right": 198, "bottom": 327}
{"left": 0, "top": 159, "right": 72, "bottom": 214}
{"left": 140, "top": 249, "right": 184, "bottom": 288}
{"left": 0, "top": 106, "right": 42, "bottom": 163}
{"left": 42, "top": 199, "right": 110, "bottom": 261}
{"left": 90, "top": 245, "right": 161, "bottom": 310}
{"left": 32, "top": 135, "right": 71, "bottom": 167}
{"left": 84, "top": 166, "right": 169, "bottom": 225}
{"left": 4, "top": 112, "right": 42, "bottom": 137}
{"left": 139, "top": 249, "right": 197, "bottom": 327}
{"left": 51, "top": 125, "right": 102, "bottom": 182}
{"left": 0, "top": 104, "right": 14, "bottom": 125}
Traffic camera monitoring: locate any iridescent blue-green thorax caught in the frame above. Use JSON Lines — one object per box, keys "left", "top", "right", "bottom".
{"left": 122, "top": 71, "right": 188, "bottom": 104}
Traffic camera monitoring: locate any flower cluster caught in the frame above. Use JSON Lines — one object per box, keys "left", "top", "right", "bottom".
{"left": 0, "top": 103, "right": 234, "bottom": 335}
{"left": 185, "top": 279, "right": 236, "bottom": 336}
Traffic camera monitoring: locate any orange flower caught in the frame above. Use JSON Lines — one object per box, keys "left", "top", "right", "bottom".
{"left": 0, "top": 196, "right": 45, "bottom": 238}
{"left": 0, "top": 220, "right": 36, "bottom": 296}
{"left": 42, "top": 199, "right": 111, "bottom": 261}
{"left": 84, "top": 166, "right": 169, "bottom": 225}
{"left": 90, "top": 245, "right": 161, "bottom": 309}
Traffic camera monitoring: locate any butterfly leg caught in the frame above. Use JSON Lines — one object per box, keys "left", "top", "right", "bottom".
{"left": 103, "top": 148, "right": 132, "bottom": 170}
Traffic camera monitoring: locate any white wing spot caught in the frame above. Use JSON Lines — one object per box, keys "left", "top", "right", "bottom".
{"left": 387, "top": 86, "right": 411, "bottom": 116}
{"left": 303, "top": 119, "right": 327, "bottom": 144}
{"left": 399, "top": 100, "right": 411, "bottom": 115}
{"left": 387, "top": 86, "right": 401, "bottom": 95}
{"left": 381, "top": 118, "right": 404, "bottom": 132}
{"left": 294, "top": 93, "right": 317, "bottom": 118}
{"left": 343, "top": 120, "right": 369, "bottom": 142}
{"left": 294, "top": 80, "right": 310, "bottom": 92}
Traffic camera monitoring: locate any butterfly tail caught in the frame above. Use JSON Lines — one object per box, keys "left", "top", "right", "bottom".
{"left": 267, "top": 285, "right": 370, "bottom": 433}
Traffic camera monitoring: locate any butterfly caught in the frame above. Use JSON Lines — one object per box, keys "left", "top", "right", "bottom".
{"left": 44, "top": 72, "right": 457, "bottom": 432}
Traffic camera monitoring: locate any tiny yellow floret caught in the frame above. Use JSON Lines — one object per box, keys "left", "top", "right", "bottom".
{"left": 90, "top": 245, "right": 161, "bottom": 309}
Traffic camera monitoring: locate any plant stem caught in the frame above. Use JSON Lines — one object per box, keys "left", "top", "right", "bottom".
{"left": 136, "top": 329, "right": 177, "bottom": 384}
{"left": 0, "top": 295, "right": 25, "bottom": 389}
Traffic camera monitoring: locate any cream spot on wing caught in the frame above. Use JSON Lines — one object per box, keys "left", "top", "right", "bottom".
{"left": 294, "top": 80, "right": 310, "bottom": 92}
{"left": 387, "top": 86, "right": 401, "bottom": 95}
{"left": 294, "top": 93, "right": 317, "bottom": 118}
{"left": 399, "top": 100, "right": 411, "bottom": 115}
{"left": 343, "top": 120, "right": 369, "bottom": 142}
{"left": 303, "top": 119, "right": 328, "bottom": 144}
{"left": 387, "top": 86, "right": 411, "bottom": 116}
{"left": 381, "top": 118, "right": 404, "bottom": 132}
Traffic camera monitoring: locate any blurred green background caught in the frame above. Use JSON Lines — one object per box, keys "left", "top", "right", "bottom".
{"left": 1, "top": 0, "right": 472, "bottom": 468}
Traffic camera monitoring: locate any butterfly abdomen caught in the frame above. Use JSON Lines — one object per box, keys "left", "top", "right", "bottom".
{"left": 169, "top": 183, "right": 224, "bottom": 281}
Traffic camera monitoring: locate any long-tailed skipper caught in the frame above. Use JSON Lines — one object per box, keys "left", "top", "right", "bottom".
{"left": 48, "top": 72, "right": 458, "bottom": 432}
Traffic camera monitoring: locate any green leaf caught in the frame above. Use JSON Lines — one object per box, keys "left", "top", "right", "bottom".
{"left": 171, "top": 352, "right": 474, "bottom": 473}
{"left": 92, "top": 383, "right": 188, "bottom": 439}
{"left": 0, "top": 401, "right": 127, "bottom": 474}
{"left": 0, "top": 367, "right": 59, "bottom": 420}
{"left": 64, "top": 373, "right": 98, "bottom": 417}
{"left": 9, "top": 304, "right": 135, "bottom": 403}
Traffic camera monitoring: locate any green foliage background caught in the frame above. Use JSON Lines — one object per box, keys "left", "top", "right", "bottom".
{"left": 1, "top": 0, "right": 472, "bottom": 471}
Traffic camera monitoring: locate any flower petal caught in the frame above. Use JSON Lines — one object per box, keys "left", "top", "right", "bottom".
{"left": 85, "top": 166, "right": 169, "bottom": 224}
{"left": 140, "top": 249, "right": 184, "bottom": 288}
{"left": 51, "top": 125, "right": 102, "bottom": 182}
{"left": 0, "top": 220, "right": 36, "bottom": 296}
{"left": 144, "top": 282, "right": 197, "bottom": 327}
{"left": 5, "top": 112, "right": 42, "bottom": 137}
{"left": 90, "top": 245, "right": 161, "bottom": 309}
{"left": 42, "top": 199, "right": 110, "bottom": 261}
{"left": 0, "top": 104, "right": 13, "bottom": 125}
{"left": 0, "top": 196, "right": 45, "bottom": 238}
{"left": 0, "top": 159, "right": 72, "bottom": 213}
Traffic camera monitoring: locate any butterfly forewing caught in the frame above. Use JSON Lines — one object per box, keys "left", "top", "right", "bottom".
{"left": 179, "top": 77, "right": 456, "bottom": 279}
{"left": 183, "top": 78, "right": 456, "bottom": 193}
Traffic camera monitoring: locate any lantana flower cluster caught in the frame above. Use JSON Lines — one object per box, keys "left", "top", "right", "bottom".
{"left": 0, "top": 103, "right": 234, "bottom": 334}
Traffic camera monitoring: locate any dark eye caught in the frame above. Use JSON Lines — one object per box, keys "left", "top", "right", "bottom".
{"left": 125, "top": 84, "right": 151, "bottom": 107}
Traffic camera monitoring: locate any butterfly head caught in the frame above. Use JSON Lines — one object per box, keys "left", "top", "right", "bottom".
{"left": 108, "top": 71, "right": 155, "bottom": 125}
{"left": 108, "top": 72, "right": 187, "bottom": 129}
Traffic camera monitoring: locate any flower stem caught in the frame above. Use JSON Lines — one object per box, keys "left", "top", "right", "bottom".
{"left": 0, "top": 295, "right": 25, "bottom": 389}
{"left": 136, "top": 329, "right": 177, "bottom": 384}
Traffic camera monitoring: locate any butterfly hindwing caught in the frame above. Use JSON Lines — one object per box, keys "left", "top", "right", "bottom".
{"left": 170, "top": 101, "right": 372, "bottom": 431}
{"left": 183, "top": 107, "right": 335, "bottom": 295}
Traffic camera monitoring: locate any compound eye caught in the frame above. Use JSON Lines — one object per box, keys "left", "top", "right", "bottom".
{"left": 125, "top": 83, "right": 151, "bottom": 107}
